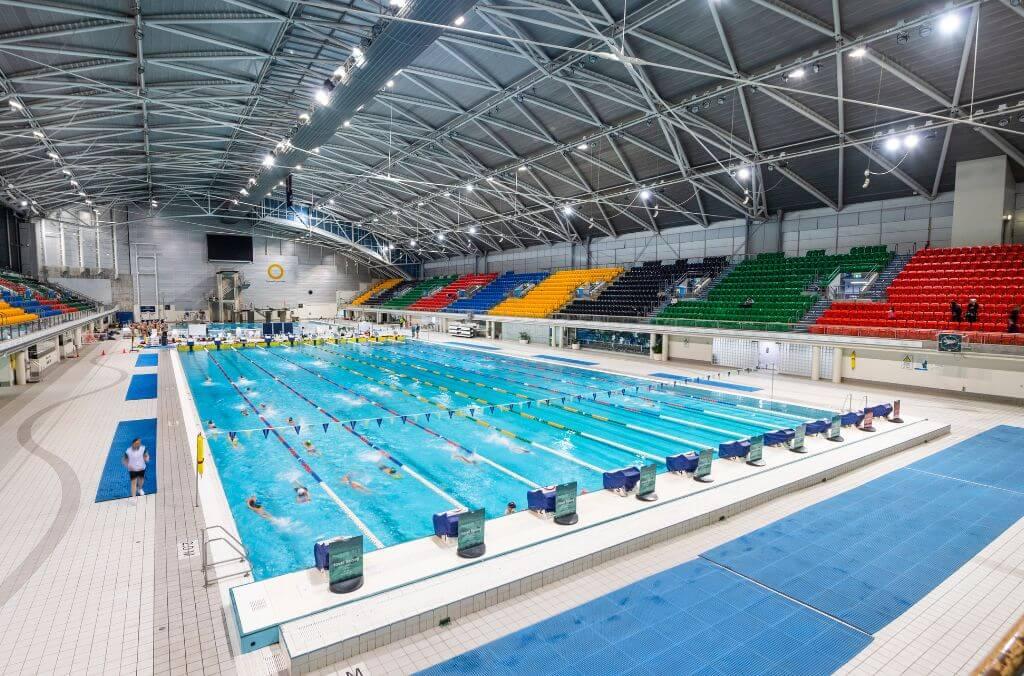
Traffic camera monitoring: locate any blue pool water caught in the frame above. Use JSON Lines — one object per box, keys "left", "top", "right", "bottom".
{"left": 180, "top": 341, "right": 835, "bottom": 580}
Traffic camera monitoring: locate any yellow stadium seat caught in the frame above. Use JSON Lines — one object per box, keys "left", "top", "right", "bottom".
{"left": 351, "top": 278, "right": 402, "bottom": 306}
{"left": 489, "top": 267, "right": 622, "bottom": 318}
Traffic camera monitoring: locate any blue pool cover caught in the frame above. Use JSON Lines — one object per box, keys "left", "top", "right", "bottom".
{"left": 126, "top": 373, "right": 158, "bottom": 400}
{"left": 703, "top": 425, "right": 1024, "bottom": 633}
{"left": 95, "top": 418, "right": 157, "bottom": 502}
{"left": 135, "top": 353, "right": 158, "bottom": 367}
{"left": 421, "top": 426, "right": 1024, "bottom": 674}
{"left": 419, "top": 558, "right": 870, "bottom": 676}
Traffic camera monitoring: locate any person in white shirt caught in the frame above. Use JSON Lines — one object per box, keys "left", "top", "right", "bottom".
{"left": 122, "top": 438, "right": 149, "bottom": 504}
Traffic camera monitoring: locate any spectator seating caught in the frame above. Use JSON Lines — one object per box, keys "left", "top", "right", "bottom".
{"left": 488, "top": 267, "right": 622, "bottom": 318}
{"left": 408, "top": 273, "right": 499, "bottom": 311}
{"left": 0, "top": 270, "right": 96, "bottom": 327}
{"left": 558, "top": 258, "right": 728, "bottom": 319}
{"left": 813, "top": 244, "right": 1024, "bottom": 344}
{"left": 653, "top": 247, "right": 891, "bottom": 331}
{"left": 0, "top": 300, "right": 37, "bottom": 327}
{"left": 380, "top": 276, "right": 457, "bottom": 309}
{"left": 444, "top": 272, "right": 550, "bottom": 314}
{"left": 361, "top": 280, "right": 416, "bottom": 307}
{"left": 350, "top": 278, "right": 401, "bottom": 306}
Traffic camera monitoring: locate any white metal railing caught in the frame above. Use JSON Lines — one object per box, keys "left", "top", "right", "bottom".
{"left": 201, "top": 525, "right": 252, "bottom": 586}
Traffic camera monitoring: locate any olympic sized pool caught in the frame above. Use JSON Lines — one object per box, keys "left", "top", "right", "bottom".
{"left": 180, "top": 341, "right": 834, "bottom": 580}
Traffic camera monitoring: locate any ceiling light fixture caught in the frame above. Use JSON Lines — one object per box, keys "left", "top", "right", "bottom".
{"left": 576, "top": 143, "right": 589, "bottom": 151}
{"left": 789, "top": 67, "right": 806, "bottom": 79}
{"left": 903, "top": 134, "right": 920, "bottom": 149}
{"left": 385, "top": 80, "right": 394, "bottom": 88}
{"left": 262, "top": 154, "right": 275, "bottom": 167}
{"left": 562, "top": 205, "right": 574, "bottom": 216}
{"left": 938, "top": 12, "right": 961, "bottom": 34}
{"left": 32, "top": 130, "right": 44, "bottom": 139}
{"left": 315, "top": 88, "right": 330, "bottom": 105}
{"left": 849, "top": 46, "right": 867, "bottom": 58}
{"left": 639, "top": 189, "right": 652, "bottom": 201}
{"left": 469, "top": 225, "right": 477, "bottom": 234}
{"left": 9, "top": 100, "right": 22, "bottom": 111}
{"left": 454, "top": 15, "right": 465, "bottom": 26}
{"left": 737, "top": 167, "right": 751, "bottom": 180}
{"left": 884, "top": 137, "right": 901, "bottom": 152}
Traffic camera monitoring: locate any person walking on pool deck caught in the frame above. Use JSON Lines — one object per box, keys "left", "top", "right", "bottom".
{"left": 122, "top": 437, "right": 149, "bottom": 504}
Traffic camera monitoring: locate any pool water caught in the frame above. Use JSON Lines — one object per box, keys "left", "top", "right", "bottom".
{"left": 180, "top": 341, "right": 834, "bottom": 580}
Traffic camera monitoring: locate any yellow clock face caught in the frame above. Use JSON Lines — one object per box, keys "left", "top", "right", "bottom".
{"left": 267, "top": 263, "right": 285, "bottom": 280}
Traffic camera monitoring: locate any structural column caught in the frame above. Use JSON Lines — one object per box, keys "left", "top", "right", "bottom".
{"left": 74, "top": 327, "right": 83, "bottom": 348}
{"left": 13, "top": 350, "right": 27, "bottom": 385}
{"left": 811, "top": 345, "right": 821, "bottom": 381}
{"left": 832, "top": 347, "right": 842, "bottom": 383}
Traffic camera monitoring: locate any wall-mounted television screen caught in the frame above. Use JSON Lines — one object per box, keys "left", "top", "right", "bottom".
{"left": 207, "top": 234, "right": 253, "bottom": 262}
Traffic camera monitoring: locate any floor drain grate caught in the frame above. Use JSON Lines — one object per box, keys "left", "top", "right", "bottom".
{"left": 178, "top": 539, "right": 198, "bottom": 559}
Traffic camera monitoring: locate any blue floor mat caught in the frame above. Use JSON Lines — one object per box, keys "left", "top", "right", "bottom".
{"left": 908, "top": 425, "right": 1024, "bottom": 494}
{"left": 651, "top": 373, "right": 761, "bottom": 392}
{"left": 419, "top": 559, "right": 870, "bottom": 676}
{"left": 126, "top": 373, "right": 158, "bottom": 400}
{"left": 135, "top": 353, "right": 158, "bottom": 367}
{"left": 702, "top": 426, "right": 1024, "bottom": 633}
{"left": 95, "top": 419, "right": 158, "bottom": 502}
{"left": 532, "top": 354, "right": 598, "bottom": 366}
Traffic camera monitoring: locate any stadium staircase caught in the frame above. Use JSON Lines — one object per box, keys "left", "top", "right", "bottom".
{"left": 813, "top": 244, "right": 1024, "bottom": 344}
{"left": 489, "top": 267, "right": 622, "bottom": 318}
{"left": 444, "top": 272, "right": 549, "bottom": 314}
{"left": 380, "top": 276, "right": 456, "bottom": 310}
{"left": 408, "top": 273, "right": 498, "bottom": 312}
{"left": 350, "top": 279, "right": 401, "bottom": 306}
{"left": 653, "top": 247, "right": 891, "bottom": 331}
{"left": 862, "top": 252, "right": 912, "bottom": 301}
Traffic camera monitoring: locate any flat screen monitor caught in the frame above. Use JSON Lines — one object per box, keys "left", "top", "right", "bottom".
{"left": 207, "top": 234, "right": 253, "bottom": 262}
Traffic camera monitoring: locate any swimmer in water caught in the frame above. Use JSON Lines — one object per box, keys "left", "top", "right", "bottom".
{"left": 286, "top": 416, "right": 296, "bottom": 426}
{"left": 246, "top": 496, "right": 271, "bottom": 519}
{"left": 240, "top": 408, "right": 249, "bottom": 417}
{"left": 505, "top": 501, "right": 517, "bottom": 515}
{"left": 294, "top": 485, "right": 310, "bottom": 504}
{"left": 302, "top": 440, "right": 319, "bottom": 456}
{"left": 375, "top": 451, "right": 402, "bottom": 478}
{"left": 260, "top": 403, "right": 267, "bottom": 410}
{"left": 452, "top": 452, "right": 476, "bottom": 465}
{"left": 206, "top": 419, "right": 216, "bottom": 430}
{"left": 341, "top": 474, "right": 371, "bottom": 494}
{"left": 204, "top": 375, "right": 212, "bottom": 384}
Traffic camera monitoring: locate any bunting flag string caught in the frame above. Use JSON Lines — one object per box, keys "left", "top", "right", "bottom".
{"left": 425, "top": 413, "right": 431, "bottom": 421}
{"left": 401, "top": 416, "right": 408, "bottom": 424}
{"left": 262, "top": 429, "right": 270, "bottom": 439}
{"left": 228, "top": 432, "right": 237, "bottom": 442}
{"left": 350, "top": 420, "right": 358, "bottom": 430}
{"left": 322, "top": 423, "right": 330, "bottom": 433}
{"left": 293, "top": 425, "right": 301, "bottom": 435}
{"left": 448, "top": 410, "right": 455, "bottom": 419}
{"left": 376, "top": 418, "right": 383, "bottom": 427}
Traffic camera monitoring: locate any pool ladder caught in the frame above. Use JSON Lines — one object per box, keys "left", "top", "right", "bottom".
{"left": 201, "top": 525, "right": 252, "bottom": 587}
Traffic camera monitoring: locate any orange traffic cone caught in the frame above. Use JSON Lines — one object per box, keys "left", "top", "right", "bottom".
{"left": 122, "top": 348, "right": 126, "bottom": 354}
{"left": 101, "top": 350, "right": 106, "bottom": 356}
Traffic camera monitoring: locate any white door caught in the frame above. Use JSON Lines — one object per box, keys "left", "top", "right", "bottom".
{"left": 757, "top": 341, "right": 780, "bottom": 371}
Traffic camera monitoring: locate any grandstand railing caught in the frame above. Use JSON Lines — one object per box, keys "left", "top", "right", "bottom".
{"left": 0, "top": 306, "right": 110, "bottom": 342}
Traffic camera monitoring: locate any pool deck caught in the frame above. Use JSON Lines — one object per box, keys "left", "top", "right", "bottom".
{"left": 179, "top": 335, "right": 948, "bottom": 672}
{"left": 0, "top": 329, "right": 1021, "bottom": 676}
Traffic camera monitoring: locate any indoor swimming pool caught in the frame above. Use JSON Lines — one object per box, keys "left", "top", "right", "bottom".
{"left": 180, "top": 341, "right": 835, "bottom": 580}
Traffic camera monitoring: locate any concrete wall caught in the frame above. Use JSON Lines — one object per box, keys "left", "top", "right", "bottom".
{"left": 35, "top": 208, "right": 374, "bottom": 313}
{"left": 422, "top": 189, "right": 974, "bottom": 276}
{"left": 951, "top": 156, "right": 1014, "bottom": 246}
{"left": 840, "top": 348, "right": 1024, "bottom": 400}
{"left": 666, "top": 335, "right": 713, "bottom": 363}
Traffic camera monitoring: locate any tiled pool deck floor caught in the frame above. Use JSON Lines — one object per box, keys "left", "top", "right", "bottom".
{"left": 0, "top": 331, "right": 1022, "bottom": 675}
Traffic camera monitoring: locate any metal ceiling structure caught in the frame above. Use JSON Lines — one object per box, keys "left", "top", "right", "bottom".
{"left": 1, "top": 0, "right": 1024, "bottom": 265}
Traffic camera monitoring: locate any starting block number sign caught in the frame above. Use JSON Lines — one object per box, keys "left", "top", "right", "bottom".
{"left": 638, "top": 463, "right": 657, "bottom": 497}
{"left": 457, "top": 508, "right": 485, "bottom": 552}
{"left": 747, "top": 435, "right": 764, "bottom": 464}
{"left": 694, "top": 448, "right": 713, "bottom": 480}
{"left": 555, "top": 481, "right": 577, "bottom": 519}
{"left": 328, "top": 536, "right": 363, "bottom": 587}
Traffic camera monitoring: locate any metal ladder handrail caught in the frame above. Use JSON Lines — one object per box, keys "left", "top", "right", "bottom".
{"left": 201, "top": 524, "right": 252, "bottom": 586}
